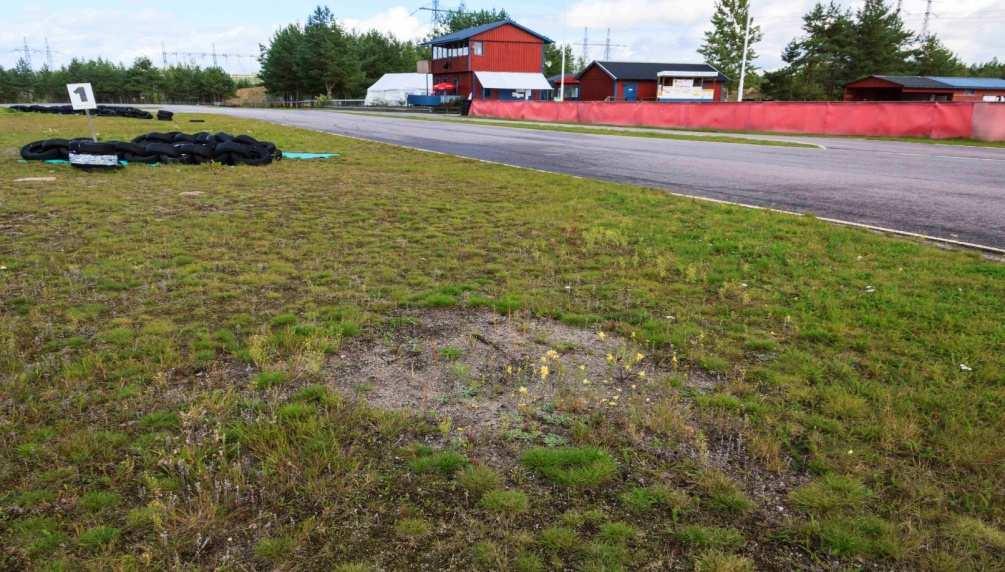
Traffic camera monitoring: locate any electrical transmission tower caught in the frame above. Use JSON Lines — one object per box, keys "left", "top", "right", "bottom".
{"left": 604, "top": 28, "right": 611, "bottom": 60}
{"left": 161, "top": 42, "right": 168, "bottom": 68}
{"left": 922, "top": 0, "right": 933, "bottom": 38}
{"left": 581, "top": 28, "right": 589, "bottom": 63}
{"left": 44, "top": 37, "right": 54, "bottom": 69}
{"left": 22, "top": 37, "right": 32, "bottom": 69}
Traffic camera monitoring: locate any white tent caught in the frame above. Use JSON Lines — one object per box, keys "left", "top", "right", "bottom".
{"left": 365, "top": 73, "right": 432, "bottom": 106}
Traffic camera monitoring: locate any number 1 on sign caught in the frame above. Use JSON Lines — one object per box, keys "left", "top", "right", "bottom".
{"left": 66, "top": 83, "right": 98, "bottom": 142}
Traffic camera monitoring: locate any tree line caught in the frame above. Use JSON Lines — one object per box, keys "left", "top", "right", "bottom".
{"left": 699, "top": 0, "right": 1005, "bottom": 101}
{"left": 259, "top": 6, "right": 423, "bottom": 101}
{"left": 259, "top": 5, "right": 586, "bottom": 101}
{"left": 0, "top": 57, "right": 240, "bottom": 104}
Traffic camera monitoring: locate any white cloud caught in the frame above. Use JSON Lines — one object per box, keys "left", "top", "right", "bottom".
{"left": 341, "top": 7, "right": 431, "bottom": 41}
{"left": 564, "top": 0, "right": 709, "bottom": 28}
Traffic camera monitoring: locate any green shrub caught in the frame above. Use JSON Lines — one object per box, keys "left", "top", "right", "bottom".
{"left": 520, "top": 446, "right": 617, "bottom": 488}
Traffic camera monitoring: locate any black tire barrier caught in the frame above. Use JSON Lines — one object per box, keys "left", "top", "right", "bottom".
{"left": 20, "top": 131, "right": 282, "bottom": 166}
{"left": 10, "top": 104, "right": 155, "bottom": 120}
{"left": 157, "top": 110, "right": 174, "bottom": 121}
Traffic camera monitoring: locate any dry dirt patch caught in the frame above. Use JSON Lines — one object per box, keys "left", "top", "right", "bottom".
{"left": 325, "top": 309, "right": 709, "bottom": 435}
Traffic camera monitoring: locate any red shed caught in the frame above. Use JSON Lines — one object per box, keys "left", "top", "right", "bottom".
{"left": 578, "top": 61, "right": 728, "bottom": 102}
{"left": 426, "top": 19, "right": 554, "bottom": 101}
{"left": 844, "top": 75, "right": 1005, "bottom": 102}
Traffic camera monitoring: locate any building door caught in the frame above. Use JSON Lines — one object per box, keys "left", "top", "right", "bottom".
{"left": 623, "top": 82, "right": 638, "bottom": 102}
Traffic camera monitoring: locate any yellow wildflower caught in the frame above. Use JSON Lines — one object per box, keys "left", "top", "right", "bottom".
{"left": 634, "top": 352, "right": 645, "bottom": 363}
{"left": 539, "top": 365, "right": 550, "bottom": 380}
{"left": 596, "top": 331, "right": 607, "bottom": 341}
{"left": 518, "top": 386, "right": 528, "bottom": 394}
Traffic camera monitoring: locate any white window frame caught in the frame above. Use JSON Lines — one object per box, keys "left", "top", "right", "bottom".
{"left": 472, "top": 41, "right": 483, "bottom": 56}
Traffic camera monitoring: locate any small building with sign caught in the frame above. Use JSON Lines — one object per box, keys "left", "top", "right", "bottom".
{"left": 425, "top": 19, "right": 554, "bottom": 101}
{"left": 548, "top": 74, "right": 581, "bottom": 100}
{"left": 577, "top": 61, "right": 728, "bottom": 102}
{"left": 843, "top": 75, "right": 1005, "bottom": 102}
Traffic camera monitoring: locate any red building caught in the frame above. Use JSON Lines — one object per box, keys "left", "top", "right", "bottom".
{"left": 548, "top": 74, "right": 580, "bottom": 100}
{"left": 426, "top": 19, "right": 554, "bottom": 100}
{"left": 577, "top": 61, "right": 728, "bottom": 102}
{"left": 844, "top": 75, "right": 1005, "bottom": 102}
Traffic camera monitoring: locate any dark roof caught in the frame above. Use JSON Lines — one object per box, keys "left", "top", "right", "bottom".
{"left": 581, "top": 61, "right": 728, "bottom": 82}
{"left": 425, "top": 19, "right": 553, "bottom": 46}
{"left": 548, "top": 73, "right": 580, "bottom": 84}
{"left": 852, "top": 75, "right": 1005, "bottom": 90}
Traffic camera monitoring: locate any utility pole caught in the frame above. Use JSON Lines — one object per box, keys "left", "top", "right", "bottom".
{"left": 44, "top": 37, "right": 54, "bottom": 69}
{"left": 22, "top": 37, "right": 32, "bottom": 69}
{"left": 922, "top": 0, "right": 933, "bottom": 38}
{"left": 559, "top": 45, "right": 566, "bottom": 102}
{"left": 604, "top": 28, "right": 611, "bottom": 60}
{"left": 737, "top": 7, "right": 752, "bottom": 102}
{"left": 581, "top": 28, "right": 589, "bottom": 63}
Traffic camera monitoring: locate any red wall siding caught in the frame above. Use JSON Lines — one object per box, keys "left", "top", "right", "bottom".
{"left": 616, "top": 80, "right": 658, "bottom": 100}
{"left": 432, "top": 56, "right": 469, "bottom": 74}
{"left": 953, "top": 90, "right": 1005, "bottom": 102}
{"left": 579, "top": 65, "right": 616, "bottom": 101}
{"left": 469, "top": 24, "right": 543, "bottom": 73}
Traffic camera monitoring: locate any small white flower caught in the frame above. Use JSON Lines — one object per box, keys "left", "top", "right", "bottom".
{"left": 960, "top": 364, "right": 972, "bottom": 372}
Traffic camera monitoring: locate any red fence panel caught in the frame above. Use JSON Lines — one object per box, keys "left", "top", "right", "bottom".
{"left": 970, "top": 103, "right": 1005, "bottom": 142}
{"left": 470, "top": 100, "right": 997, "bottom": 140}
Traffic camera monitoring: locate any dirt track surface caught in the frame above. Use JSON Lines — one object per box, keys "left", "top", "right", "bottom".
{"left": 164, "top": 105, "right": 1005, "bottom": 249}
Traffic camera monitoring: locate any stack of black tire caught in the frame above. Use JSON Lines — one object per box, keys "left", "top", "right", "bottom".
{"left": 20, "top": 132, "right": 283, "bottom": 166}
{"left": 10, "top": 104, "right": 154, "bottom": 119}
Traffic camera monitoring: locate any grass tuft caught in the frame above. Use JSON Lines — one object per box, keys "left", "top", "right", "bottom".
{"left": 480, "top": 489, "right": 530, "bottom": 516}
{"left": 520, "top": 446, "right": 617, "bottom": 488}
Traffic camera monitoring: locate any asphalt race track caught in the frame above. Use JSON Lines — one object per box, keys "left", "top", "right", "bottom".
{"left": 164, "top": 105, "right": 1005, "bottom": 250}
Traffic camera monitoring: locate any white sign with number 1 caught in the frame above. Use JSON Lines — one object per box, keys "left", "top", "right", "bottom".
{"left": 67, "top": 83, "right": 97, "bottom": 110}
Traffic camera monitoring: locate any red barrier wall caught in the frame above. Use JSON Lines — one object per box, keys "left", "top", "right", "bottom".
{"left": 972, "top": 103, "right": 1005, "bottom": 142}
{"left": 469, "top": 100, "right": 1003, "bottom": 141}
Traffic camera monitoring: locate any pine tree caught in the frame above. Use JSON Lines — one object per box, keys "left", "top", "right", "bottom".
{"left": 698, "top": 0, "right": 763, "bottom": 94}
{"left": 849, "top": 0, "right": 913, "bottom": 78}
{"left": 259, "top": 24, "right": 306, "bottom": 101}
{"left": 912, "top": 35, "right": 964, "bottom": 76}
{"left": 762, "top": 2, "right": 856, "bottom": 100}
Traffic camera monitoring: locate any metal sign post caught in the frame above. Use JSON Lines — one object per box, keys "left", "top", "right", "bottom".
{"left": 66, "top": 82, "right": 98, "bottom": 141}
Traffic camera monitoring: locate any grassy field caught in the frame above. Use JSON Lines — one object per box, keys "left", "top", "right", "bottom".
{"left": 1, "top": 110, "right": 1003, "bottom": 571}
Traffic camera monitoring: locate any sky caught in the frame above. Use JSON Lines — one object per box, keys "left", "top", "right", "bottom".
{"left": 2, "top": 0, "right": 1004, "bottom": 74}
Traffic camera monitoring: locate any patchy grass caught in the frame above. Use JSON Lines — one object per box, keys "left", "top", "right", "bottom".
{"left": 0, "top": 112, "right": 1003, "bottom": 570}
